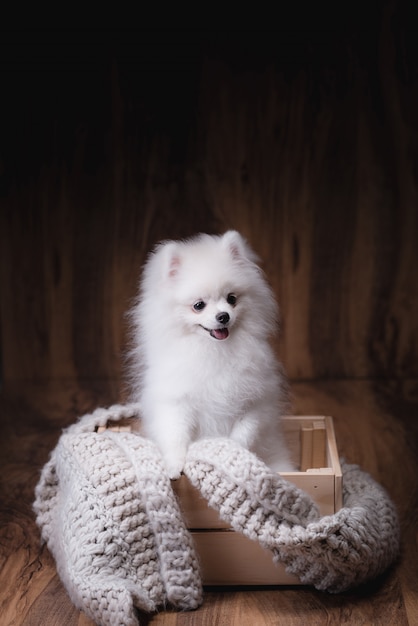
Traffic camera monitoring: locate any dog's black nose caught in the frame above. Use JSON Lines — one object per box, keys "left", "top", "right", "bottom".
{"left": 216, "top": 312, "right": 230, "bottom": 325}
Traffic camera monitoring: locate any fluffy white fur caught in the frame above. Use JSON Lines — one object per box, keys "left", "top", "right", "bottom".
{"left": 129, "top": 230, "right": 294, "bottom": 479}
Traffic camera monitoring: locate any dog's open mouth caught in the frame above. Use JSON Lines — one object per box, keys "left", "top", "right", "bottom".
{"left": 210, "top": 328, "right": 229, "bottom": 340}
{"left": 201, "top": 326, "right": 229, "bottom": 340}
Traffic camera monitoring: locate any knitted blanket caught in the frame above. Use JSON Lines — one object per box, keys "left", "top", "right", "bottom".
{"left": 34, "top": 404, "right": 400, "bottom": 626}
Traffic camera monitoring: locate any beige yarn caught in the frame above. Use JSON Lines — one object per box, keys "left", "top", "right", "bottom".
{"left": 34, "top": 405, "right": 400, "bottom": 625}
{"left": 34, "top": 405, "right": 202, "bottom": 626}
{"left": 184, "top": 437, "right": 400, "bottom": 593}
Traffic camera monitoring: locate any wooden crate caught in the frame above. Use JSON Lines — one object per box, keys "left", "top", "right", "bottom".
{"left": 172, "top": 416, "right": 342, "bottom": 586}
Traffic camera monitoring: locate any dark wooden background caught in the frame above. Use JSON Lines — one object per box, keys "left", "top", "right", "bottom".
{"left": 2, "top": 16, "right": 417, "bottom": 387}
{"left": 1, "top": 11, "right": 418, "bottom": 625}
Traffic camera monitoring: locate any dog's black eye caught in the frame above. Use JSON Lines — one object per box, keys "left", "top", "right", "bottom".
{"left": 227, "top": 293, "right": 237, "bottom": 306}
{"left": 193, "top": 300, "right": 206, "bottom": 312}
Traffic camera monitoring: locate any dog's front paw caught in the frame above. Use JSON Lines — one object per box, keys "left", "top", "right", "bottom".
{"left": 167, "top": 467, "right": 183, "bottom": 480}
{"left": 164, "top": 452, "right": 186, "bottom": 480}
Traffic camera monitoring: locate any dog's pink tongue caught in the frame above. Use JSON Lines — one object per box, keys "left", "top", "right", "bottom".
{"left": 211, "top": 328, "right": 229, "bottom": 340}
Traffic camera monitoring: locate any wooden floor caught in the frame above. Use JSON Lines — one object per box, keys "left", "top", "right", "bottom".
{"left": 1, "top": 378, "right": 417, "bottom": 625}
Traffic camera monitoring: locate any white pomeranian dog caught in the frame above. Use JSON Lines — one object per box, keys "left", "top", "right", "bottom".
{"left": 129, "top": 230, "right": 294, "bottom": 478}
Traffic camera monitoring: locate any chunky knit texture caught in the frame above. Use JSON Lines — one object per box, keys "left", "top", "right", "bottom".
{"left": 34, "top": 405, "right": 202, "bottom": 626}
{"left": 34, "top": 405, "right": 400, "bottom": 625}
{"left": 184, "top": 438, "right": 400, "bottom": 593}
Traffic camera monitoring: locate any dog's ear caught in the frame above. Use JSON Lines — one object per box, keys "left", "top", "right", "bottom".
{"left": 164, "top": 242, "right": 182, "bottom": 278}
{"left": 222, "top": 230, "right": 258, "bottom": 263}
{"left": 152, "top": 241, "right": 182, "bottom": 280}
{"left": 168, "top": 253, "right": 181, "bottom": 278}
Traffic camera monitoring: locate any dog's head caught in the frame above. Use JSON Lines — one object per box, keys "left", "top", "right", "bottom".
{"left": 141, "top": 230, "right": 278, "bottom": 342}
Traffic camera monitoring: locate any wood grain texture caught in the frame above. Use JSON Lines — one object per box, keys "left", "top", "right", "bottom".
{"left": 1, "top": 12, "right": 417, "bottom": 384}
{"left": 1, "top": 10, "right": 417, "bottom": 626}
{"left": 0, "top": 380, "right": 416, "bottom": 625}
